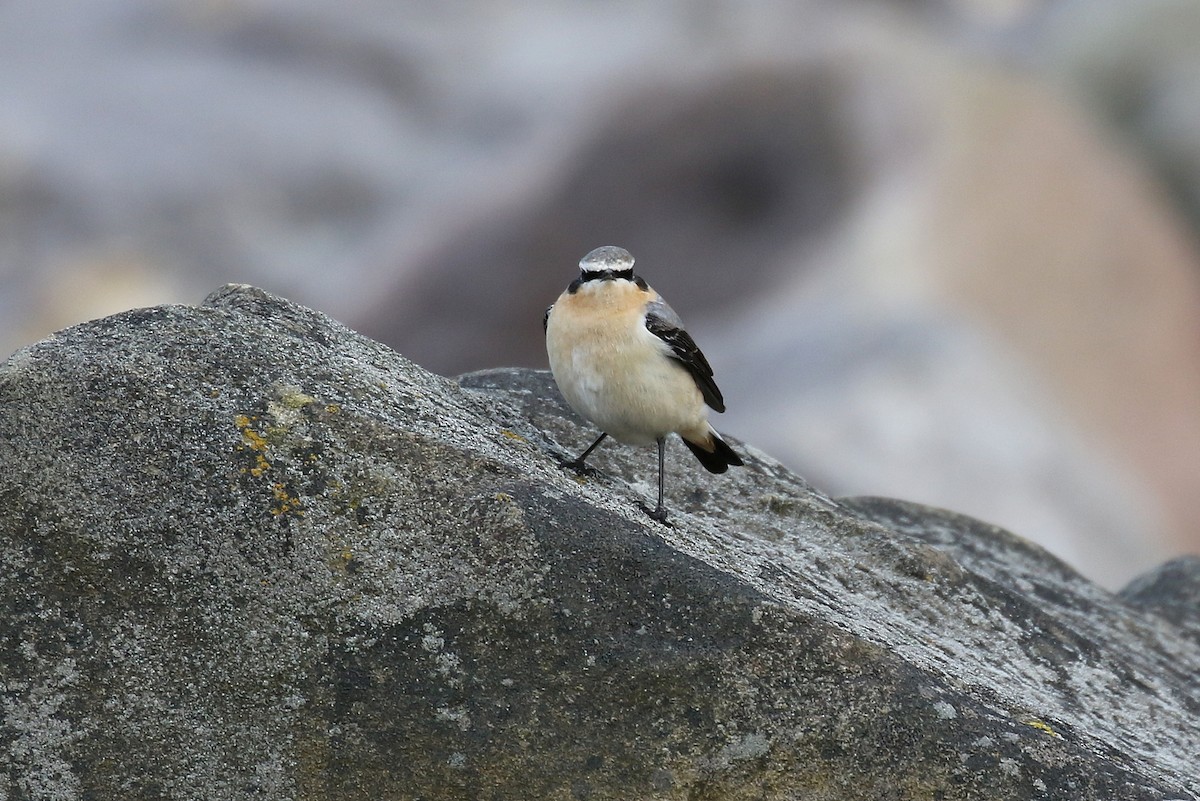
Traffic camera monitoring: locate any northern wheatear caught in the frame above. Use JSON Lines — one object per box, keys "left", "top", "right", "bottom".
{"left": 544, "top": 245, "right": 743, "bottom": 523}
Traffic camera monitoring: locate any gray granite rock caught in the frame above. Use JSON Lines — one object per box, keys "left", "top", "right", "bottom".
{"left": 1120, "top": 556, "right": 1200, "bottom": 645}
{"left": 1, "top": 286, "right": 1196, "bottom": 799}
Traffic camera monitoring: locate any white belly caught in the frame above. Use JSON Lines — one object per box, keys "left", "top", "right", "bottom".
{"left": 547, "top": 314, "right": 708, "bottom": 445}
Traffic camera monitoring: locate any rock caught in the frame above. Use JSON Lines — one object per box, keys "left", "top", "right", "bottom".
{"left": 1, "top": 286, "right": 1196, "bottom": 800}
{"left": 1120, "top": 556, "right": 1200, "bottom": 644}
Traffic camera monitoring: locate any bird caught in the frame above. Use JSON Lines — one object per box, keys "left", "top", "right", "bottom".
{"left": 543, "top": 245, "right": 743, "bottom": 523}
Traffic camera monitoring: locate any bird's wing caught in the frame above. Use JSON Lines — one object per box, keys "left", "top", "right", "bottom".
{"left": 542, "top": 305, "right": 553, "bottom": 332}
{"left": 644, "top": 299, "right": 725, "bottom": 413}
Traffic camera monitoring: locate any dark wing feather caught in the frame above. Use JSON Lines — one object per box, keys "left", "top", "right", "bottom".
{"left": 542, "top": 305, "right": 553, "bottom": 332}
{"left": 645, "top": 307, "right": 725, "bottom": 413}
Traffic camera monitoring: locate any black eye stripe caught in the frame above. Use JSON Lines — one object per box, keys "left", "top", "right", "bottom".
{"left": 578, "top": 268, "right": 637, "bottom": 284}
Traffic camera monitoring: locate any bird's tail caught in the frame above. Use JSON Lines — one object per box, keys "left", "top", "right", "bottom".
{"left": 682, "top": 427, "right": 744, "bottom": 474}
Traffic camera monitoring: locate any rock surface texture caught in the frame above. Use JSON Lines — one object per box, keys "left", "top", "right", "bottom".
{"left": 1, "top": 286, "right": 1197, "bottom": 800}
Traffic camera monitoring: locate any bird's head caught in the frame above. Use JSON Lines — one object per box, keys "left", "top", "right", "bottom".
{"left": 579, "top": 246, "right": 636, "bottom": 282}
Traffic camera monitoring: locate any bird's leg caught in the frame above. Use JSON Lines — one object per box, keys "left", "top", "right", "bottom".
{"left": 561, "top": 432, "right": 608, "bottom": 474}
{"left": 645, "top": 436, "right": 670, "bottom": 524}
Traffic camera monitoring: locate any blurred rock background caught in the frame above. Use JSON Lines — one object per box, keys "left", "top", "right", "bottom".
{"left": 3, "top": 0, "right": 1199, "bottom": 587}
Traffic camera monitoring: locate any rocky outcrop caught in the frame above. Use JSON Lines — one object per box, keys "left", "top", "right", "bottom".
{"left": 1, "top": 287, "right": 1196, "bottom": 800}
{"left": 8, "top": 1, "right": 1200, "bottom": 587}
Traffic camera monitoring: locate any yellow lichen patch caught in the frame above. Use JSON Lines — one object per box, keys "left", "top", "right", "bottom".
{"left": 271, "top": 481, "right": 304, "bottom": 517}
{"left": 234, "top": 412, "right": 309, "bottom": 516}
{"left": 235, "top": 414, "right": 267, "bottom": 450}
{"left": 235, "top": 414, "right": 272, "bottom": 477}
{"left": 1022, "top": 718, "right": 1062, "bottom": 739}
{"left": 325, "top": 403, "right": 340, "bottom": 415}
{"left": 493, "top": 492, "right": 514, "bottom": 503}
{"left": 250, "top": 456, "right": 270, "bottom": 478}
{"left": 500, "top": 429, "right": 526, "bottom": 443}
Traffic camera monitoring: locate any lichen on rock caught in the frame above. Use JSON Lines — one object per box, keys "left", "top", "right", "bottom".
{"left": 1, "top": 286, "right": 1196, "bottom": 800}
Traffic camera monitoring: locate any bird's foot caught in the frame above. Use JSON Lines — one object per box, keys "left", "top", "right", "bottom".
{"left": 555, "top": 453, "right": 603, "bottom": 478}
{"left": 639, "top": 502, "right": 672, "bottom": 526}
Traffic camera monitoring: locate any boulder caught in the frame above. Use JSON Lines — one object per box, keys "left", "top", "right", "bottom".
{"left": 1, "top": 286, "right": 1196, "bottom": 799}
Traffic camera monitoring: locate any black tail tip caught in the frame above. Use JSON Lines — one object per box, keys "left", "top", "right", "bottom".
{"left": 683, "top": 434, "right": 744, "bottom": 474}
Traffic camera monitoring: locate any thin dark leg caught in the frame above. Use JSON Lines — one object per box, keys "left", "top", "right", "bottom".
{"left": 564, "top": 432, "right": 608, "bottom": 472}
{"left": 646, "top": 436, "right": 669, "bottom": 523}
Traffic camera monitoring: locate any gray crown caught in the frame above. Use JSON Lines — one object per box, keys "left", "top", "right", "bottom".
{"left": 579, "top": 245, "right": 634, "bottom": 274}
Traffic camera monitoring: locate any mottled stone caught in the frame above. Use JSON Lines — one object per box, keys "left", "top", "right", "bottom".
{"left": 1, "top": 287, "right": 1196, "bottom": 800}
{"left": 1120, "top": 556, "right": 1200, "bottom": 644}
